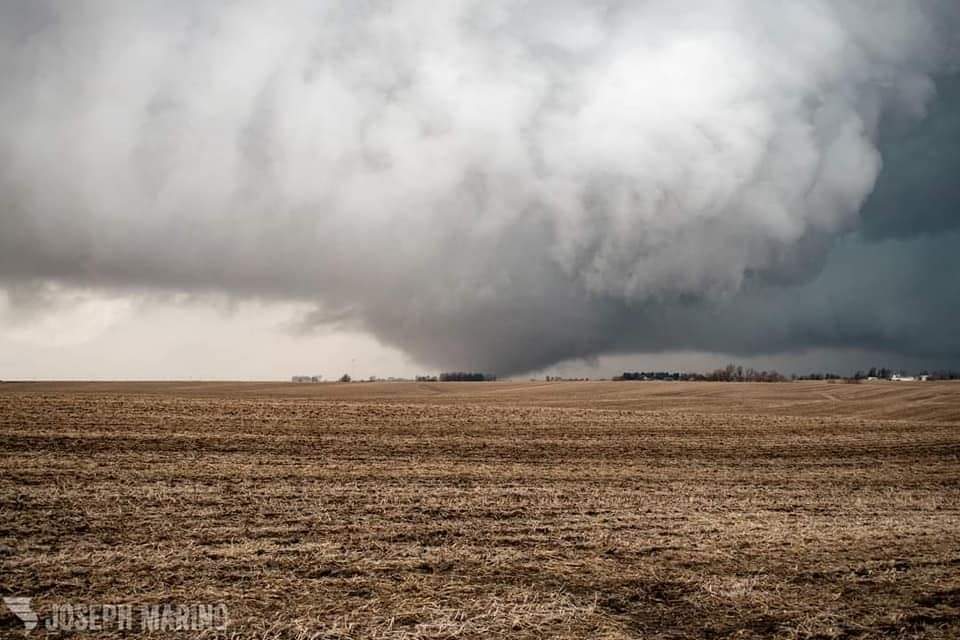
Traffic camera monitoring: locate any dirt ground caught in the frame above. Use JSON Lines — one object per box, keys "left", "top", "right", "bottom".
{"left": 1, "top": 380, "right": 959, "bottom": 638}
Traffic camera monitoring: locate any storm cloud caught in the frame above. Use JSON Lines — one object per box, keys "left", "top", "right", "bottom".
{"left": 1, "top": 1, "right": 959, "bottom": 374}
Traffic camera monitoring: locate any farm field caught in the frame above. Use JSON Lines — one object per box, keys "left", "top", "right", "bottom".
{"left": 1, "top": 380, "right": 959, "bottom": 638}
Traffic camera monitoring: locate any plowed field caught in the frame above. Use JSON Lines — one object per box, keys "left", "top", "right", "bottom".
{"left": 2, "top": 381, "right": 959, "bottom": 638}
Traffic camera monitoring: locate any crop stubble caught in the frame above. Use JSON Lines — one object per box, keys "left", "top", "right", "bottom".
{"left": 1, "top": 381, "right": 959, "bottom": 638}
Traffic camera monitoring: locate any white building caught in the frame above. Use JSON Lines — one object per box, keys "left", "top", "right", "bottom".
{"left": 891, "top": 374, "right": 916, "bottom": 382}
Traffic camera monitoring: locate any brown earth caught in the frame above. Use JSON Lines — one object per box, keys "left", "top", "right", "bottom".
{"left": 1, "top": 380, "right": 959, "bottom": 638}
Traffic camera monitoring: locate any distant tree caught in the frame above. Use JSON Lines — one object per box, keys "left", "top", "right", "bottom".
{"left": 439, "top": 372, "right": 495, "bottom": 382}
{"left": 615, "top": 365, "right": 784, "bottom": 383}
{"left": 930, "top": 370, "right": 960, "bottom": 380}
{"left": 339, "top": 373, "right": 352, "bottom": 383}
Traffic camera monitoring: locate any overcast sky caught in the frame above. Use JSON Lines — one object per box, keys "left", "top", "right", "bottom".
{"left": 1, "top": 1, "right": 959, "bottom": 380}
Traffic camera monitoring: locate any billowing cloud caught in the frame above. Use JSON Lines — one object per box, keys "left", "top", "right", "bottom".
{"left": 1, "top": 1, "right": 959, "bottom": 374}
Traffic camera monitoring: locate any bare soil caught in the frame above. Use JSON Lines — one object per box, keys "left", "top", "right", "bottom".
{"left": 1, "top": 381, "right": 959, "bottom": 638}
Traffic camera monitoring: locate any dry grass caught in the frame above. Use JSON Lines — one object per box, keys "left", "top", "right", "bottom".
{"left": 1, "top": 381, "right": 959, "bottom": 638}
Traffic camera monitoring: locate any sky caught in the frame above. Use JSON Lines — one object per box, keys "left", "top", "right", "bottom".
{"left": 1, "top": 1, "right": 959, "bottom": 380}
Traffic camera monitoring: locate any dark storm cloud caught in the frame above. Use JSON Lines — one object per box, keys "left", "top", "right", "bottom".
{"left": 1, "top": 1, "right": 960, "bottom": 374}
{"left": 859, "top": 74, "right": 960, "bottom": 240}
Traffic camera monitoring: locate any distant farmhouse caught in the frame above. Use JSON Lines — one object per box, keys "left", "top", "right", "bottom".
{"left": 891, "top": 374, "right": 916, "bottom": 382}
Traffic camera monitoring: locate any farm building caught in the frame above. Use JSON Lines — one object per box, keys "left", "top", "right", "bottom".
{"left": 891, "top": 374, "right": 917, "bottom": 382}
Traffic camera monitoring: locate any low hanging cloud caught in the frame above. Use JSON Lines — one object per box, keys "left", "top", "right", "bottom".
{"left": 1, "top": 1, "right": 959, "bottom": 374}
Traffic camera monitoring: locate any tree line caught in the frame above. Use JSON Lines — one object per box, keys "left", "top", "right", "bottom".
{"left": 615, "top": 365, "right": 787, "bottom": 382}
{"left": 435, "top": 372, "right": 497, "bottom": 382}
{"left": 614, "top": 364, "right": 960, "bottom": 382}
